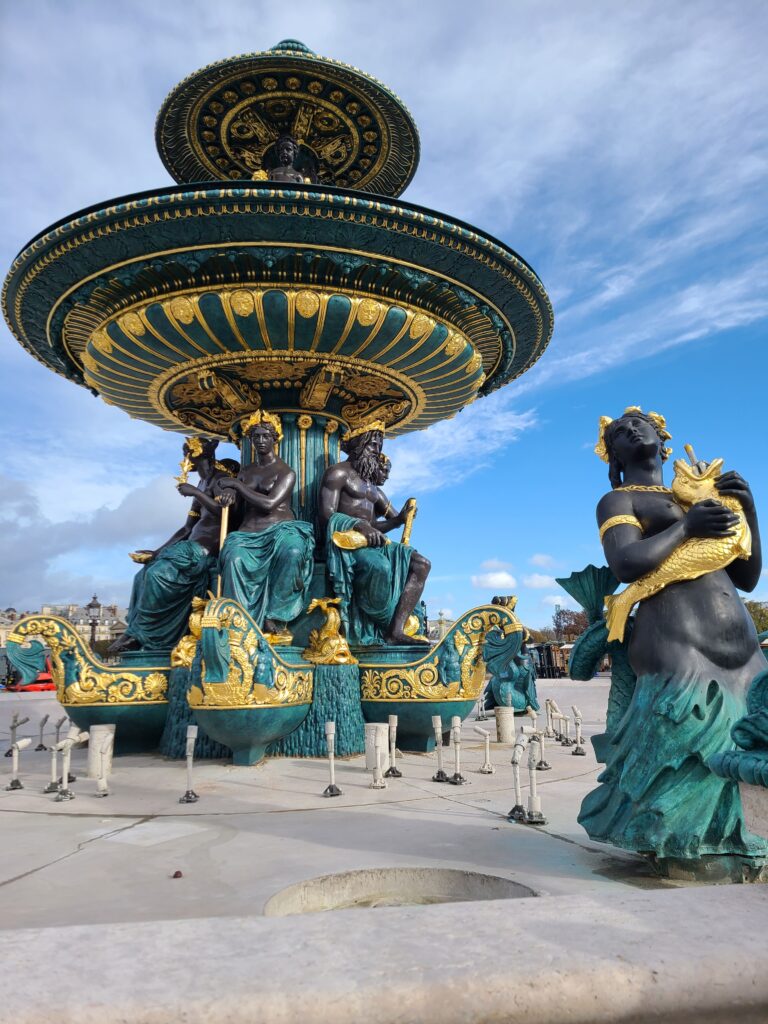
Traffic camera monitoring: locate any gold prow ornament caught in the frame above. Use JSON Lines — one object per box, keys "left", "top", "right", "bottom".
{"left": 302, "top": 597, "right": 357, "bottom": 665}
{"left": 604, "top": 446, "right": 752, "bottom": 642}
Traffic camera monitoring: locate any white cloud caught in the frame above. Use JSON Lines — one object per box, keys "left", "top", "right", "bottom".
{"left": 481, "top": 558, "right": 513, "bottom": 571}
{"left": 529, "top": 553, "right": 558, "bottom": 568}
{"left": 523, "top": 574, "right": 558, "bottom": 590}
{"left": 542, "top": 594, "right": 578, "bottom": 609}
{"left": 471, "top": 571, "right": 517, "bottom": 590}
{"left": 386, "top": 398, "right": 537, "bottom": 496}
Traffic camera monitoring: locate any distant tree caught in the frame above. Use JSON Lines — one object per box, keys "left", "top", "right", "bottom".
{"left": 528, "top": 627, "right": 556, "bottom": 643}
{"left": 745, "top": 600, "right": 768, "bottom": 634}
{"left": 552, "top": 607, "right": 589, "bottom": 641}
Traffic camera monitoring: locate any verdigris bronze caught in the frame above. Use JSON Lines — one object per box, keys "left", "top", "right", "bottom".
{"left": 319, "top": 422, "right": 430, "bottom": 645}
{"left": 218, "top": 411, "right": 314, "bottom": 643}
{"left": 109, "top": 439, "right": 238, "bottom": 654}
{"left": 579, "top": 406, "right": 767, "bottom": 874}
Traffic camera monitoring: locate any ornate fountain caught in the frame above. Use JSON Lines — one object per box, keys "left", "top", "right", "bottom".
{"left": 3, "top": 40, "right": 552, "bottom": 762}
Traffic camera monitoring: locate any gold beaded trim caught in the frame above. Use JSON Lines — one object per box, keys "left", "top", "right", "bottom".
{"left": 616, "top": 485, "right": 671, "bottom": 493}
{"left": 187, "top": 510, "right": 201, "bottom": 518}
{"left": 599, "top": 515, "right": 643, "bottom": 541}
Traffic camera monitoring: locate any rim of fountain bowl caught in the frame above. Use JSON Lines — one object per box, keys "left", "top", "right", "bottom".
{"left": 3, "top": 180, "right": 554, "bottom": 412}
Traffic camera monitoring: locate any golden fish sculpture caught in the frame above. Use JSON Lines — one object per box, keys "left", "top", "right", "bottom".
{"left": 605, "top": 452, "right": 751, "bottom": 642}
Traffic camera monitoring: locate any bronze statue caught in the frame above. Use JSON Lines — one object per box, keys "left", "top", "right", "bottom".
{"left": 319, "top": 421, "right": 430, "bottom": 645}
{"left": 217, "top": 411, "right": 314, "bottom": 642}
{"left": 254, "top": 134, "right": 311, "bottom": 185}
{"left": 110, "top": 439, "right": 238, "bottom": 654}
{"left": 579, "top": 406, "right": 767, "bottom": 870}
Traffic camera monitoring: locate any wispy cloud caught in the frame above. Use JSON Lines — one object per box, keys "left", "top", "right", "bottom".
{"left": 523, "top": 574, "right": 557, "bottom": 590}
{"left": 471, "top": 570, "right": 517, "bottom": 590}
{"left": 530, "top": 554, "right": 559, "bottom": 568}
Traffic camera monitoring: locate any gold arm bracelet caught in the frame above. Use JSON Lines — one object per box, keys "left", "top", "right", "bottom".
{"left": 188, "top": 510, "right": 201, "bottom": 518}
{"left": 599, "top": 515, "right": 642, "bottom": 541}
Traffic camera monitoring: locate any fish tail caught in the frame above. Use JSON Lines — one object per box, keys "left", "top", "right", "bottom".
{"left": 605, "top": 591, "right": 632, "bottom": 643}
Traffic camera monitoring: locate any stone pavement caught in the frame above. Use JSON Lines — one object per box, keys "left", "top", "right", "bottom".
{"left": 1, "top": 679, "right": 658, "bottom": 931}
{"left": 3, "top": 680, "right": 767, "bottom": 1024}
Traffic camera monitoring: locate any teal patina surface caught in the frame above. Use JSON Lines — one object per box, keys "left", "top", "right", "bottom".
{"left": 482, "top": 626, "right": 539, "bottom": 712}
{"left": 220, "top": 521, "right": 314, "bottom": 626}
{"left": 326, "top": 511, "right": 412, "bottom": 646}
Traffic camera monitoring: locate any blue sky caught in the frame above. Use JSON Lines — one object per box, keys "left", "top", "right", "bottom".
{"left": 1, "top": 0, "right": 766, "bottom": 627}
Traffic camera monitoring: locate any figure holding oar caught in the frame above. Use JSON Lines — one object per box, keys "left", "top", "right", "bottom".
{"left": 110, "top": 438, "right": 238, "bottom": 654}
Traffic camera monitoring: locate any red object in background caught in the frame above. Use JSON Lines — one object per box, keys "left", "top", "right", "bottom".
{"left": 3, "top": 656, "right": 56, "bottom": 692}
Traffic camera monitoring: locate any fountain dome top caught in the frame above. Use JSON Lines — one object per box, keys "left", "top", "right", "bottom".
{"left": 155, "top": 40, "right": 420, "bottom": 197}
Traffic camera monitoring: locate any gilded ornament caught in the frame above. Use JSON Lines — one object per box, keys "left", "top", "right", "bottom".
{"left": 6, "top": 616, "right": 168, "bottom": 706}
{"left": 409, "top": 314, "right": 433, "bottom": 339}
{"left": 91, "top": 329, "right": 113, "bottom": 354}
{"left": 329, "top": 90, "right": 343, "bottom": 102}
{"left": 297, "top": 414, "right": 313, "bottom": 429}
{"left": 466, "top": 351, "right": 483, "bottom": 374}
{"left": 604, "top": 452, "right": 751, "bottom": 642}
{"left": 286, "top": 77, "right": 301, "bottom": 90}
{"left": 356, "top": 298, "right": 384, "bottom": 327}
{"left": 82, "top": 350, "right": 98, "bottom": 372}
{"left": 595, "top": 407, "right": 673, "bottom": 463}
{"left": 231, "top": 290, "right": 255, "bottom": 316}
{"left": 238, "top": 408, "right": 284, "bottom": 441}
{"left": 444, "top": 332, "right": 465, "bottom": 357}
{"left": 121, "top": 312, "right": 146, "bottom": 336}
{"left": 343, "top": 418, "right": 386, "bottom": 441}
{"left": 360, "top": 606, "right": 517, "bottom": 702}
{"left": 307, "top": 81, "right": 323, "bottom": 95}
{"left": 169, "top": 296, "right": 196, "bottom": 325}
{"left": 295, "top": 290, "right": 321, "bottom": 318}
{"left": 302, "top": 597, "right": 357, "bottom": 665}
{"left": 599, "top": 515, "right": 643, "bottom": 541}
{"left": 324, "top": 419, "right": 338, "bottom": 434}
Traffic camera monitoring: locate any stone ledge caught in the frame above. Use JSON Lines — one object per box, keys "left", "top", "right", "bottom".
{"left": 3, "top": 886, "right": 767, "bottom": 1024}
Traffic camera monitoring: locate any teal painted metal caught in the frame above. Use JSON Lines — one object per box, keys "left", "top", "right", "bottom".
{"left": 124, "top": 540, "right": 215, "bottom": 650}
{"left": 579, "top": 670, "right": 768, "bottom": 860}
{"left": 193, "top": 705, "right": 310, "bottom": 766}
{"left": 482, "top": 627, "right": 539, "bottom": 712}
{"left": 159, "top": 664, "right": 231, "bottom": 760}
{"left": 564, "top": 566, "right": 767, "bottom": 861}
{"left": 65, "top": 704, "right": 168, "bottom": 755}
{"left": 273, "top": 664, "right": 365, "bottom": 758}
{"left": 6, "top": 636, "right": 46, "bottom": 684}
{"left": 711, "top": 668, "right": 768, "bottom": 788}
{"left": 560, "top": 565, "right": 636, "bottom": 762}
{"left": 361, "top": 700, "right": 475, "bottom": 753}
{"left": 3, "top": 186, "right": 552, "bottom": 418}
{"left": 326, "top": 511, "right": 411, "bottom": 645}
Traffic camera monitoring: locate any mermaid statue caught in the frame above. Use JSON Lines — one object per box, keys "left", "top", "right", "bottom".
{"left": 217, "top": 411, "right": 314, "bottom": 644}
{"left": 109, "top": 438, "right": 238, "bottom": 654}
{"left": 579, "top": 406, "right": 767, "bottom": 877}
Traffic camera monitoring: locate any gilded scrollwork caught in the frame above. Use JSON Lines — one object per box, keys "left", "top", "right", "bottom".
{"left": 188, "top": 598, "right": 314, "bottom": 708}
{"left": 359, "top": 605, "right": 522, "bottom": 702}
{"left": 6, "top": 616, "right": 168, "bottom": 706}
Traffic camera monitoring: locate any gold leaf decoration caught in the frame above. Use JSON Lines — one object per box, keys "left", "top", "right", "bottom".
{"left": 356, "top": 297, "right": 384, "bottom": 326}
{"left": 231, "top": 290, "right": 255, "bottom": 317}
{"left": 295, "top": 290, "right": 321, "bottom": 319}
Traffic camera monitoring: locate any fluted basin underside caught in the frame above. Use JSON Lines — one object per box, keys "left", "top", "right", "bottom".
{"left": 3, "top": 182, "right": 553, "bottom": 437}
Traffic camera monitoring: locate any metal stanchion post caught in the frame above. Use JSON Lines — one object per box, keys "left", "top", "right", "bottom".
{"left": 323, "top": 721, "right": 342, "bottom": 797}
{"left": 54, "top": 716, "right": 68, "bottom": 745}
{"left": 6, "top": 738, "right": 32, "bottom": 790}
{"left": 572, "top": 705, "right": 586, "bottom": 756}
{"left": 35, "top": 714, "right": 50, "bottom": 751}
{"left": 179, "top": 725, "right": 199, "bottom": 803}
{"left": 6, "top": 714, "right": 30, "bottom": 756}
{"left": 526, "top": 735, "right": 547, "bottom": 825}
{"left": 508, "top": 727, "right": 529, "bottom": 822}
{"left": 474, "top": 724, "right": 494, "bottom": 774}
{"left": 448, "top": 715, "right": 467, "bottom": 785}
{"left": 384, "top": 714, "right": 402, "bottom": 778}
{"left": 44, "top": 743, "right": 60, "bottom": 793}
{"left": 431, "top": 714, "right": 449, "bottom": 782}
{"left": 370, "top": 727, "right": 387, "bottom": 789}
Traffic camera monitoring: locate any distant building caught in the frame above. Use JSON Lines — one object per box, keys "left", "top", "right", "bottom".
{"left": 39, "top": 596, "right": 127, "bottom": 644}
